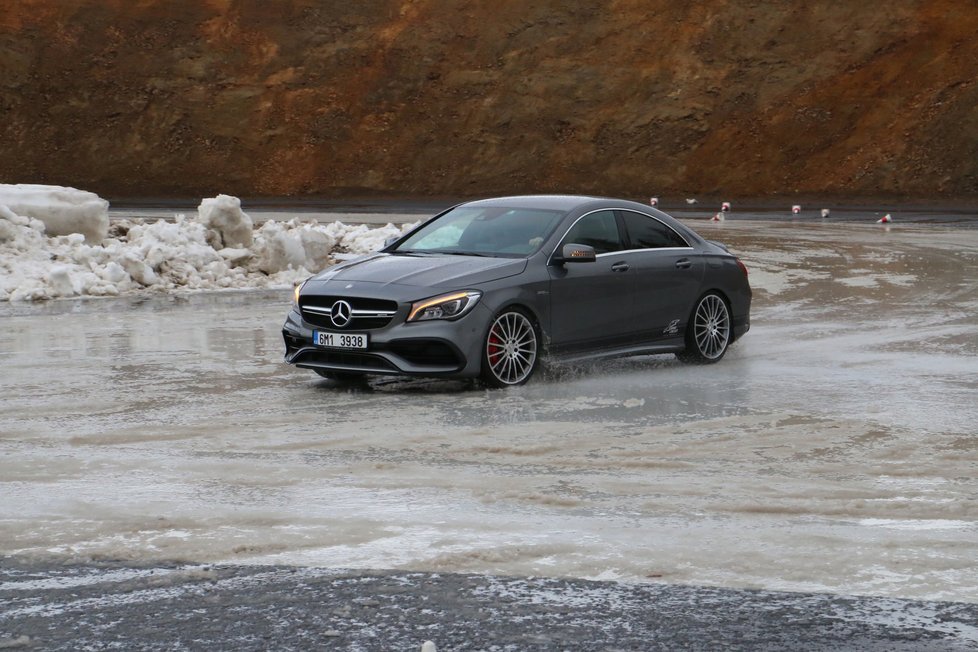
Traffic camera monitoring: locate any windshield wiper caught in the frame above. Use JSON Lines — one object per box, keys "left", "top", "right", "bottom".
{"left": 443, "top": 250, "right": 495, "bottom": 257}
{"left": 393, "top": 249, "right": 496, "bottom": 257}
{"left": 391, "top": 249, "right": 436, "bottom": 256}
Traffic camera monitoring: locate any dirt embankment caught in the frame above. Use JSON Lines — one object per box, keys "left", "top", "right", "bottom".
{"left": 2, "top": 0, "right": 977, "bottom": 201}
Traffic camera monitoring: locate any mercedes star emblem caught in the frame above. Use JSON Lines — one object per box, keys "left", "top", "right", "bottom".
{"left": 330, "top": 300, "right": 353, "bottom": 328}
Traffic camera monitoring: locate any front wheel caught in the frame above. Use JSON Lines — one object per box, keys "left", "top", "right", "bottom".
{"left": 481, "top": 308, "right": 539, "bottom": 388}
{"left": 677, "top": 293, "right": 731, "bottom": 364}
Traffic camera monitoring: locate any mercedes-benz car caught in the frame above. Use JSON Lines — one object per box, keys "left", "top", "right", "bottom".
{"left": 283, "top": 195, "right": 751, "bottom": 387}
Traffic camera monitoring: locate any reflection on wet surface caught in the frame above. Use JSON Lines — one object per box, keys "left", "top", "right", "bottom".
{"left": 1, "top": 222, "right": 976, "bottom": 603}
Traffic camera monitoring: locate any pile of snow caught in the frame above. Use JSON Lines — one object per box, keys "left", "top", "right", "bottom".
{"left": 0, "top": 184, "right": 109, "bottom": 242}
{"left": 0, "top": 185, "right": 414, "bottom": 302}
{"left": 198, "top": 194, "right": 253, "bottom": 248}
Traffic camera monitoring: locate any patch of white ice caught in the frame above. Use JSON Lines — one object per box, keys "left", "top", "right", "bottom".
{"left": 837, "top": 276, "right": 880, "bottom": 288}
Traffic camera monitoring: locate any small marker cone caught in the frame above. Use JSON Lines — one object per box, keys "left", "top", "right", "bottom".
{"left": 711, "top": 212, "right": 724, "bottom": 222}
{"left": 791, "top": 205, "right": 801, "bottom": 215}
{"left": 877, "top": 214, "right": 892, "bottom": 224}
{"left": 649, "top": 197, "right": 658, "bottom": 207}
{"left": 686, "top": 198, "right": 697, "bottom": 205}
{"left": 721, "top": 201, "right": 731, "bottom": 212}
{"left": 821, "top": 208, "right": 830, "bottom": 218}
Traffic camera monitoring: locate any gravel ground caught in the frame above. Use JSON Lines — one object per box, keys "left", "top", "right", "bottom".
{"left": 2, "top": 559, "right": 977, "bottom": 651}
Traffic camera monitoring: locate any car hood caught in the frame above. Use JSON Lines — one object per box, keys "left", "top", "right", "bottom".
{"left": 309, "top": 253, "right": 527, "bottom": 292}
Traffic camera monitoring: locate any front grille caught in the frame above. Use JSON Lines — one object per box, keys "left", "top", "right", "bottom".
{"left": 293, "top": 349, "right": 399, "bottom": 372}
{"left": 300, "top": 296, "right": 399, "bottom": 330}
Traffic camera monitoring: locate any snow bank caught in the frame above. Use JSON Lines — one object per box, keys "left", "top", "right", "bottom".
{"left": 0, "top": 184, "right": 109, "bottom": 242}
{"left": 198, "top": 194, "right": 253, "bottom": 248}
{"left": 0, "top": 189, "right": 414, "bottom": 302}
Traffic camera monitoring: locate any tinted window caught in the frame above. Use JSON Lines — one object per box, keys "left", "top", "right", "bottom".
{"left": 397, "top": 206, "right": 565, "bottom": 256}
{"left": 620, "top": 211, "right": 688, "bottom": 249}
{"left": 560, "top": 210, "right": 623, "bottom": 254}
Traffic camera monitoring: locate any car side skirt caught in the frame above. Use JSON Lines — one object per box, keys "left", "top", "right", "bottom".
{"left": 548, "top": 339, "right": 685, "bottom": 364}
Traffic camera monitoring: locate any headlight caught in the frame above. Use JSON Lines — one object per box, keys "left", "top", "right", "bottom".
{"left": 293, "top": 279, "right": 306, "bottom": 305}
{"left": 408, "top": 290, "right": 482, "bottom": 322}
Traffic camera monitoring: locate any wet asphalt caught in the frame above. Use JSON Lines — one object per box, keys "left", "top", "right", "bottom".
{"left": 3, "top": 559, "right": 977, "bottom": 651}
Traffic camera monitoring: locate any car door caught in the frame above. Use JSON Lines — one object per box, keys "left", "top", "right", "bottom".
{"left": 547, "top": 210, "right": 635, "bottom": 353}
{"left": 618, "top": 210, "right": 705, "bottom": 343}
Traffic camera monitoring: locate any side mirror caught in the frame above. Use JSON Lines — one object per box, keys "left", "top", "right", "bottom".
{"left": 553, "top": 243, "right": 596, "bottom": 264}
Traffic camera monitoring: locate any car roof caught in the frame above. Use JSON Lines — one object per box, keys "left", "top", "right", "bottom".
{"left": 461, "top": 194, "right": 665, "bottom": 215}
{"left": 461, "top": 195, "right": 602, "bottom": 211}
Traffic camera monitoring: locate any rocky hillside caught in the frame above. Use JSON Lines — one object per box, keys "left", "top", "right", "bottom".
{"left": 2, "top": 0, "right": 977, "bottom": 200}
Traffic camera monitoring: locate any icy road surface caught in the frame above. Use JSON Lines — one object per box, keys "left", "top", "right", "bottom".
{"left": 1, "top": 221, "right": 976, "bottom": 604}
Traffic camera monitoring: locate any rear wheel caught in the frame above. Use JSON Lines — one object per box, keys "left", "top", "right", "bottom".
{"left": 677, "top": 292, "right": 731, "bottom": 363}
{"left": 481, "top": 308, "right": 539, "bottom": 387}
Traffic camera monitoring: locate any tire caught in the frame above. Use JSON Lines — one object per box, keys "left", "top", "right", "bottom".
{"left": 677, "top": 292, "right": 731, "bottom": 364}
{"left": 314, "top": 369, "right": 366, "bottom": 382}
{"left": 481, "top": 308, "right": 540, "bottom": 387}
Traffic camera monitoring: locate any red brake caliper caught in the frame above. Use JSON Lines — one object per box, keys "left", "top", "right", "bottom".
{"left": 487, "top": 332, "right": 502, "bottom": 365}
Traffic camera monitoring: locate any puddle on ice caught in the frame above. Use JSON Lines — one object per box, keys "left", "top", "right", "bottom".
{"left": 1, "top": 222, "right": 977, "bottom": 604}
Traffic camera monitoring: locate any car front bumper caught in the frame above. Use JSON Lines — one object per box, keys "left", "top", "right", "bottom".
{"left": 282, "top": 304, "right": 490, "bottom": 378}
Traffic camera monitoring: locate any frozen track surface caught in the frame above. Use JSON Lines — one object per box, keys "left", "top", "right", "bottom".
{"left": 3, "top": 561, "right": 977, "bottom": 651}
{"left": 1, "top": 221, "right": 976, "bottom": 606}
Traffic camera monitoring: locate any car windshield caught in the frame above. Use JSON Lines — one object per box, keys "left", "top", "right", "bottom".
{"left": 393, "top": 205, "right": 566, "bottom": 257}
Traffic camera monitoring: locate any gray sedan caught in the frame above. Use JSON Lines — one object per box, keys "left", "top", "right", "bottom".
{"left": 283, "top": 195, "right": 751, "bottom": 387}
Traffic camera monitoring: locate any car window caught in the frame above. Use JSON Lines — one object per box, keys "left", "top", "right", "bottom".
{"left": 397, "top": 206, "right": 565, "bottom": 257}
{"left": 620, "top": 211, "right": 689, "bottom": 249}
{"left": 560, "top": 210, "right": 624, "bottom": 254}
{"left": 408, "top": 209, "right": 479, "bottom": 250}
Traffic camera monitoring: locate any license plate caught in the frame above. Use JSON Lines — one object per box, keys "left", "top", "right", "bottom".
{"left": 313, "top": 331, "right": 368, "bottom": 350}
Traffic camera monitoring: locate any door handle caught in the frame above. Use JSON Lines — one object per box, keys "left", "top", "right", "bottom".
{"left": 611, "top": 262, "right": 629, "bottom": 272}
{"left": 675, "top": 258, "right": 692, "bottom": 270}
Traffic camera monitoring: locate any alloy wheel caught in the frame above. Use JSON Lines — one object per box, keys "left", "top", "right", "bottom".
{"left": 692, "top": 294, "right": 730, "bottom": 360}
{"left": 484, "top": 310, "right": 538, "bottom": 386}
